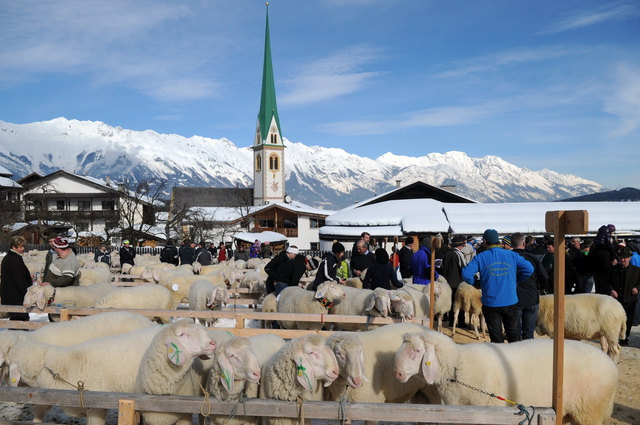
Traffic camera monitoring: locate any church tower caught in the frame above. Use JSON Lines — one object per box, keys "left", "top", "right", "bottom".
{"left": 252, "top": 3, "right": 285, "bottom": 206}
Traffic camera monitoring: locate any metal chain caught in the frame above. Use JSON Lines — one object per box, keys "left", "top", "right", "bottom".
{"left": 338, "top": 385, "right": 351, "bottom": 425}
{"left": 296, "top": 396, "right": 305, "bottom": 425}
{"left": 229, "top": 390, "right": 248, "bottom": 420}
{"left": 45, "top": 367, "right": 87, "bottom": 412}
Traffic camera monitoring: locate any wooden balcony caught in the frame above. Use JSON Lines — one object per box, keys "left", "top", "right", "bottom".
{"left": 24, "top": 209, "right": 120, "bottom": 222}
{"left": 257, "top": 227, "right": 298, "bottom": 238}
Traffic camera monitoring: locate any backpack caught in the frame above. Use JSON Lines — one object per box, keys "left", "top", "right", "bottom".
{"left": 160, "top": 246, "right": 173, "bottom": 263}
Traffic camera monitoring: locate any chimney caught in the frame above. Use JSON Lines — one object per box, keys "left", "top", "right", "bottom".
{"left": 105, "top": 175, "right": 111, "bottom": 186}
{"left": 395, "top": 179, "right": 402, "bottom": 188}
{"left": 440, "top": 184, "right": 456, "bottom": 193}
{"left": 118, "top": 183, "right": 124, "bottom": 192}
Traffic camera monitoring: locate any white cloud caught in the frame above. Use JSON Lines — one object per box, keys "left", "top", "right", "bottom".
{"left": 279, "top": 45, "right": 382, "bottom": 105}
{"left": 539, "top": 2, "right": 639, "bottom": 34}
{"left": 604, "top": 64, "right": 640, "bottom": 137}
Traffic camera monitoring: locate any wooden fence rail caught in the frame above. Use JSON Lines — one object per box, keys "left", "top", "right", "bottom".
{"left": 0, "top": 387, "right": 555, "bottom": 425}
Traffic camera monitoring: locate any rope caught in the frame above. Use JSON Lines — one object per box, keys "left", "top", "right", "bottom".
{"left": 449, "top": 369, "right": 535, "bottom": 425}
{"left": 365, "top": 315, "right": 372, "bottom": 331}
{"left": 338, "top": 385, "right": 351, "bottom": 425}
{"left": 229, "top": 391, "right": 248, "bottom": 420}
{"left": 197, "top": 378, "right": 211, "bottom": 417}
{"left": 296, "top": 396, "right": 305, "bottom": 425}
{"left": 45, "top": 367, "right": 87, "bottom": 413}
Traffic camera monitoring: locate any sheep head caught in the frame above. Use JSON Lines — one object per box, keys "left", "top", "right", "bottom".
{"left": 217, "top": 338, "right": 260, "bottom": 393}
{"left": 315, "top": 281, "right": 346, "bottom": 303}
{"left": 293, "top": 335, "right": 339, "bottom": 391}
{"left": 165, "top": 320, "right": 216, "bottom": 366}
{"left": 23, "top": 283, "right": 53, "bottom": 310}
{"left": 366, "top": 288, "right": 392, "bottom": 317}
{"left": 206, "top": 286, "right": 230, "bottom": 309}
{"left": 327, "top": 334, "right": 369, "bottom": 389}
{"left": 394, "top": 332, "right": 438, "bottom": 384}
{"left": 389, "top": 290, "right": 415, "bottom": 320}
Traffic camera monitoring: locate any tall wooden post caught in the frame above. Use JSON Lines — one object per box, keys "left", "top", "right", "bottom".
{"left": 429, "top": 235, "right": 442, "bottom": 330}
{"left": 545, "top": 210, "right": 588, "bottom": 425}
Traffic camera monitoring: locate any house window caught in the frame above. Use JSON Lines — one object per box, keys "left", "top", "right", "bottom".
{"left": 76, "top": 222, "right": 89, "bottom": 231}
{"left": 78, "top": 201, "right": 91, "bottom": 211}
{"left": 56, "top": 200, "right": 65, "bottom": 210}
{"left": 283, "top": 218, "right": 297, "bottom": 228}
{"left": 259, "top": 219, "right": 274, "bottom": 228}
{"left": 269, "top": 154, "right": 279, "bottom": 171}
{"left": 10, "top": 192, "right": 19, "bottom": 203}
{"left": 102, "top": 200, "right": 115, "bottom": 210}
{"left": 270, "top": 133, "right": 277, "bottom": 144}
{"left": 256, "top": 154, "right": 262, "bottom": 171}
{"left": 310, "top": 242, "right": 319, "bottom": 250}
{"left": 309, "top": 218, "right": 325, "bottom": 228}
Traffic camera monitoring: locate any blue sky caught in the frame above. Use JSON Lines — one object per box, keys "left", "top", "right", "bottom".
{"left": 1, "top": 0, "right": 639, "bottom": 189}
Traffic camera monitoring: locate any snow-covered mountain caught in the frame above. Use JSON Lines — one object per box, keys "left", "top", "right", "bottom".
{"left": 0, "top": 117, "right": 603, "bottom": 209}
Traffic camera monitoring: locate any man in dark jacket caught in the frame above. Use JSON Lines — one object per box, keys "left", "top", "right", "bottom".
{"left": 194, "top": 241, "right": 213, "bottom": 266}
{"left": 310, "top": 242, "right": 346, "bottom": 292}
{"left": 350, "top": 239, "right": 373, "bottom": 278}
{"left": 94, "top": 244, "right": 111, "bottom": 266}
{"left": 179, "top": 240, "right": 195, "bottom": 265}
{"left": 606, "top": 247, "right": 640, "bottom": 345}
{"left": 362, "top": 248, "right": 403, "bottom": 290}
{"left": 119, "top": 239, "right": 136, "bottom": 267}
{"left": 160, "top": 239, "right": 179, "bottom": 266}
{"left": 398, "top": 236, "right": 414, "bottom": 279}
{"left": 512, "top": 233, "right": 549, "bottom": 340}
{"left": 264, "top": 246, "right": 307, "bottom": 295}
{"left": 442, "top": 235, "right": 467, "bottom": 327}
{"left": 0, "top": 236, "right": 32, "bottom": 321}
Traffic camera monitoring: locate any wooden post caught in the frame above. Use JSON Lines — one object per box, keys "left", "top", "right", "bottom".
{"left": 545, "top": 210, "right": 587, "bottom": 425}
{"left": 60, "top": 308, "right": 70, "bottom": 321}
{"left": 429, "top": 235, "right": 442, "bottom": 330}
{"left": 118, "top": 399, "right": 137, "bottom": 425}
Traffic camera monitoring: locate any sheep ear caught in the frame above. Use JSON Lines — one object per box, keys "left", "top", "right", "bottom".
{"left": 166, "top": 336, "right": 187, "bottom": 365}
{"left": 207, "top": 288, "right": 220, "bottom": 307}
{"left": 364, "top": 294, "right": 376, "bottom": 311}
{"left": 218, "top": 353, "right": 234, "bottom": 393}
{"left": 36, "top": 288, "right": 46, "bottom": 310}
{"left": 314, "top": 286, "right": 327, "bottom": 299}
{"left": 421, "top": 344, "right": 438, "bottom": 384}
{"left": 9, "top": 363, "right": 20, "bottom": 387}
{"left": 293, "top": 351, "right": 315, "bottom": 391}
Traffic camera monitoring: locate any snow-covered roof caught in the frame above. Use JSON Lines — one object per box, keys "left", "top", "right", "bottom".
{"left": 191, "top": 207, "right": 245, "bottom": 222}
{"left": 252, "top": 200, "right": 335, "bottom": 216}
{"left": 0, "top": 176, "right": 21, "bottom": 188}
{"left": 190, "top": 200, "right": 334, "bottom": 224}
{"left": 233, "top": 231, "right": 287, "bottom": 243}
{"left": 320, "top": 225, "right": 404, "bottom": 238}
{"left": 323, "top": 199, "right": 640, "bottom": 236}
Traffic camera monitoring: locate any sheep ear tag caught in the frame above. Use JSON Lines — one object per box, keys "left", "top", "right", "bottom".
{"left": 166, "top": 337, "right": 186, "bottom": 366}
{"left": 294, "top": 352, "right": 315, "bottom": 391}
{"left": 8, "top": 363, "right": 20, "bottom": 387}
{"left": 314, "top": 286, "right": 326, "bottom": 299}
{"left": 421, "top": 345, "right": 438, "bottom": 384}
{"left": 218, "top": 353, "right": 234, "bottom": 393}
{"left": 36, "top": 295, "right": 46, "bottom": 310}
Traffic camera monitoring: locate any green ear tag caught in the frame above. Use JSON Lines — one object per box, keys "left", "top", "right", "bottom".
{"left": 297, "top": 357, "right": 313, "bottom": 391}
{"left": 222, "top": 368, "right": 231, "bottom": 389}
{"left": 169, "top": 342, "right": 180, "bottom": 364}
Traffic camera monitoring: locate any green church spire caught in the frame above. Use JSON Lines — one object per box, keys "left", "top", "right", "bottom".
{"left": 257, "top": 3, "right": 282, "bottom": 144}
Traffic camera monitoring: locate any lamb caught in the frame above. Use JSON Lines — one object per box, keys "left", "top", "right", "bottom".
{"left": 6, "top": 325, "right": 163, "bottom": 425}
{"left": 394, "top": 330, "right": 618, "bottom": 425}
{"left": 330, "top": 286, "right": 392, "bottom": 331}
{"left": 23, "top": 281, "right": 115, "bottom": 310}
{"left": 259, "top": 334, "right": 340, "bottom": 425}
{"left": 536, "top": 293, "right": 627, "bottom": 362}
{"left": 188, "top": 279, "right": 230, "bottom": 326}
{"left": 452, "top": 281, "right": 486, "bottom": 339}
{"left": 78, "top": 266, "right": 112, "bottom": 286}
{"left": 136, "top": 319, "right": 217, "bottom": 425}
{"left": 276, "top": 281, "right": 346, "bottom": 330}
{"left": 93, "top": 284, "right": 173, "bottom": 318}
{"left": 324, "top": 323, "right": 433, "bottom": 425}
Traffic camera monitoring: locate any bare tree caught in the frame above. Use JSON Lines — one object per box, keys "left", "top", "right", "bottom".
{"left": 117, "top": 178, "right": 165, "bottom": 244}
{"left": 22, "top": 182, "right": 59, "bottom": 243}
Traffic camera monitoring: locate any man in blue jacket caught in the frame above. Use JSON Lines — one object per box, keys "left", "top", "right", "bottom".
{"left": 411, "top": 236, "right": 439, "bottom": 284}
{"left": 462, "top": 229, "right": 534, "bottom": 343}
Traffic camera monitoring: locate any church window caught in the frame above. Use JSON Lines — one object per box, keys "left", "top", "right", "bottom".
{"left": 256, "top": 154, "right": 262, "bottom": 171}
{"left": 270, "top": 133, "right": 277, "bottom": 144}
{"left": 269, "top": 154, "right": 279, "bottom": 171}
{"left": 256, "top": 133, "right": 261, "bottom": 145}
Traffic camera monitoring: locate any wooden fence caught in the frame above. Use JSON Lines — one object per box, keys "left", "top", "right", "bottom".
{"left": 0, "top": 386, "right": 555, "bottom": 425}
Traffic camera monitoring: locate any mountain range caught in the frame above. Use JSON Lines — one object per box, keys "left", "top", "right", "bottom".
{"left": 0, "top": 117, "right": 604, "bottom": 209}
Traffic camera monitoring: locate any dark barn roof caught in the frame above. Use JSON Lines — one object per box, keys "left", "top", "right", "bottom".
{"left": 171, "top": 187, "right": 254, "bottom": 209}
{"left": 361, "top": 181, "right": 476, "bottom": 207}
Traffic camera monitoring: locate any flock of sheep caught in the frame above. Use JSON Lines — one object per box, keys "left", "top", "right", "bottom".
{"left": 0, "top": 248, "right": 627, "bottom": 425}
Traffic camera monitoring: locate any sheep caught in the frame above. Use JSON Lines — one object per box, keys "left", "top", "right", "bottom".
{"left": 121, "top": 262, "right": 134, "bottom": 274}
{"left": 536, "top": 293, "right": 627, "bottom": 362}
{"left": 0, "top": 312, "right": 155, "bottom": 422}
{"left": 261, "top": 292, "right": 277, "bottom": 328}
{"left": 259, "top": 334, "right": 340, "bottom": 425}
{"left": 330, "top": 286, "right": 392, "bottom": 331}
{"left": 276, "top": 281, "right": 346, "bottom": 330}
{"left": 324, "top": 323, "right": 433, "bottom": 425}
{"left": 187, "top": 279, "right": 230, "bottom": 326}
{"left": 402, "top": 277, "right": 452, "bottom": 332}
{"left": 7, "top": 325, "right": 163, "bottom": 425}
{"left": 344, "top": 277, "right": 363, "bottom": 289}
{"left": 388, "top": 288, "right": 416, "bottom": 320}
{"left": 452, "top": 281, "right": 486, "bottom": 340}
{"left": 136, "top": 319, "right": 217, "bottom": 425}
{"left": 238, "top": 270, "right": 265, "bottom": 293}
{"left": 78, "top": 266, "right": 112, "bottom": 286}
{"left": 23, "top": 282, "right": 115, "bottom": 310}
{"left": 158, "top": 269, "right": 227, "bottom": 309}
{"left": 93, "top": 284, "right": 173, "bottom": 319}
{"left": 394, "top": 330, "right": 618, "bottom": 425}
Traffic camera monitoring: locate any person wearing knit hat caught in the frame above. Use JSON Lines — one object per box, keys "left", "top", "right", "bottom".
{"left": 264, "top": 245, "right": 307, "bottom": 296}
{"left": 310, "top": 241, "right": 346, "bottom": 291}
{"left": 42, "top": 236, "right": 80, "bottom": 288}
{"left": 362, "top": 248, "right": 404, "bottom": 290}
{"left": 461, "top": 229, "right": 534, "bottom": 343}
{"left": 501, "top": 235, "right": 512, "bottom": 250}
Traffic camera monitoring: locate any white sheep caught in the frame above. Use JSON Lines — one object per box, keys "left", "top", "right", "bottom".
{"left": 260, "top": 292, "right": 277, "bottom": 328}
{"left": 158, "top": 269, "right": 227, "bottom": 309}
{"left": 402, "top": 277, "right": 451, "bottom": 332}
{"left": 388, "top": 288, "right": 416, "bottom": 320}
{"left": 324, "top": 323, "right": 433, "bottom": 423}
{"left": 276, "top": 281, "right": 346, "bottom": 330}
{"left": 452, "top": 281, "right": 486, "bottom": 340}
{"left": 136, "top": 319, "right": 217, "bottom": 425}
{"left": 0, "top": 312, "right": 154, "bottom": 421}
{"left": 238, "top": 270, "right": 265, "bottom": 293}
{"left": 187, "top": 279, "right": 230, "bottom": 326}
{"left": 330, "top": 286, "right": 392, "bottom": 331}
{"left": 78, "top": 266, "right": 112, "bottom": 286}
{"left": 93, "top": 284, "right": 173, "bottom": 319}
{"left": 7, "top": 325, "right": 163, "bottom": 425}
{"left": 395, "top": 330, "right": 618, "bottom": 425}
{"left": 537, "top": 293, "right": 627, "bottom": 362}
{"left": 259, "top": 334, "right": 340, "bottom": 425}
{"left": 23, "top": 282, "right": 115, "bottom": 310}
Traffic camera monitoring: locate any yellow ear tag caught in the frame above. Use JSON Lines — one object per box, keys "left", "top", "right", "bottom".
{"left": 12, "top": 378, "right": 16, "bottom": 383}
{"left": 425, "top": 361, "right": 431, "bottom": 366}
